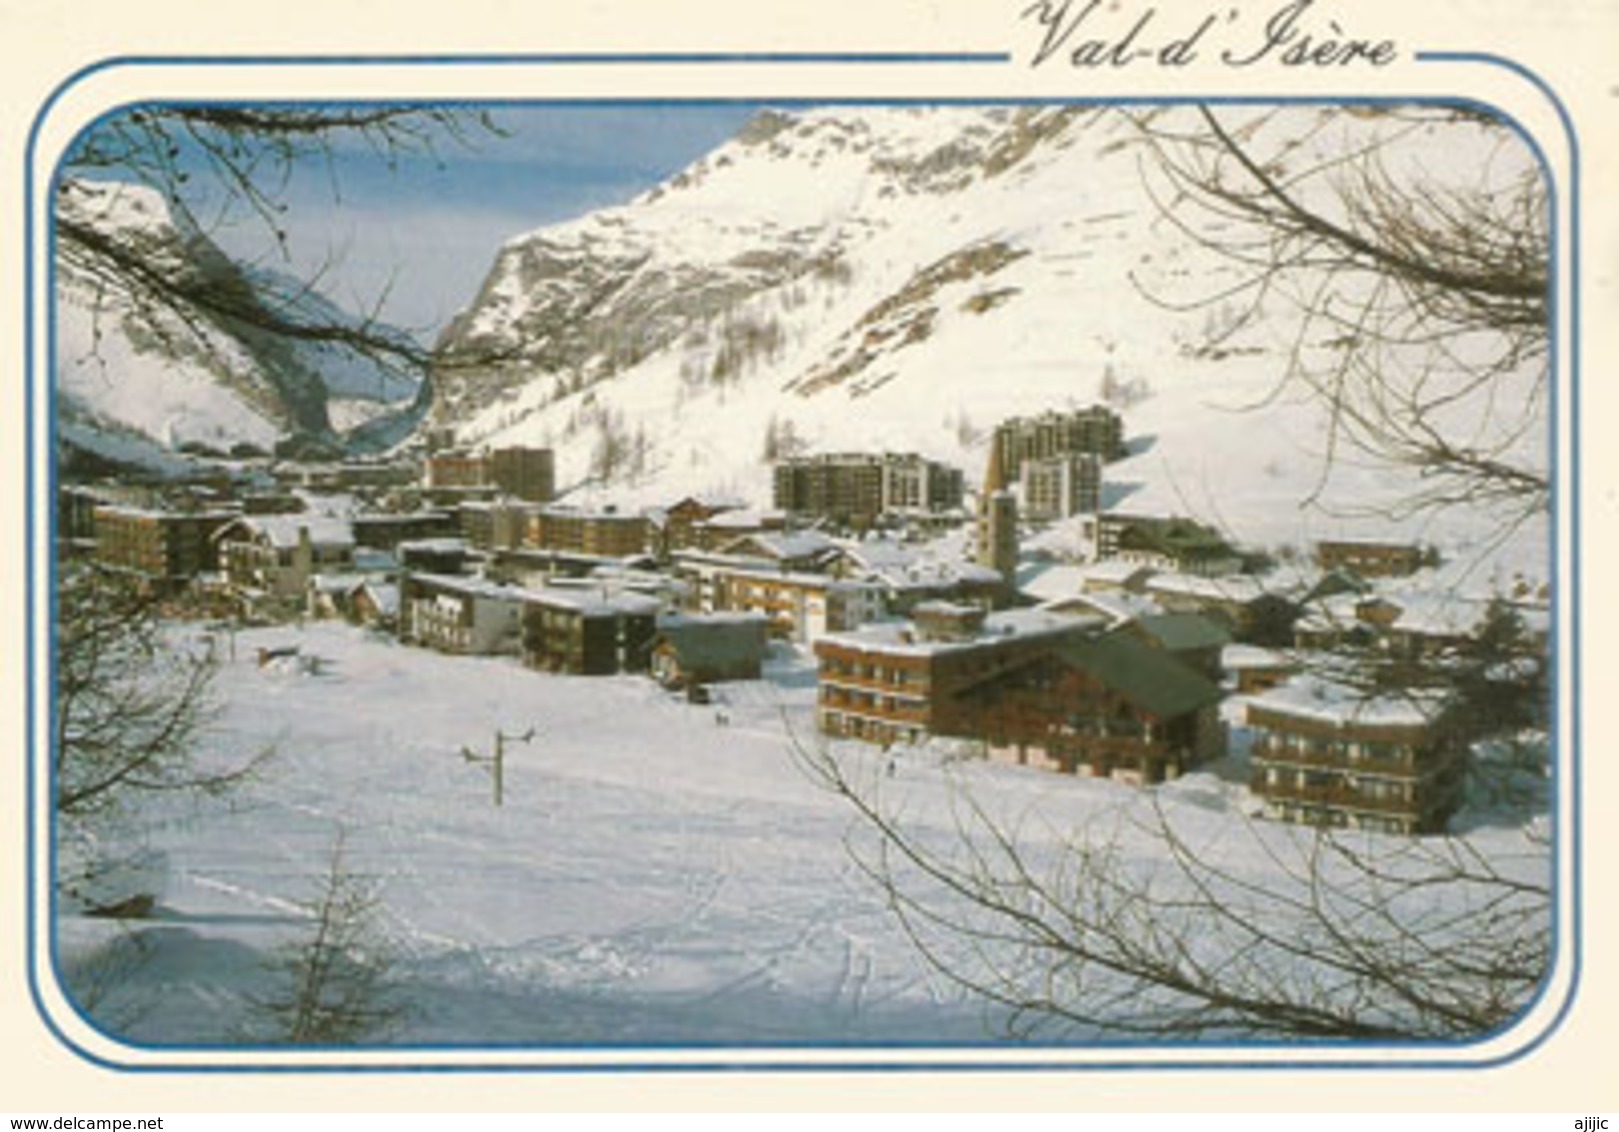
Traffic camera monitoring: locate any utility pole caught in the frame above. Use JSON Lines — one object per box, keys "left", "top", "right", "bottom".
{"left": 460, "top": 727, "right": 535, "bottom": 807}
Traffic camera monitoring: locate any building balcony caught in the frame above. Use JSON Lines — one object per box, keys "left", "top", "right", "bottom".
{"left": 1250, "top": 772, "right": 1433, "bottom": 818}
{"left": 818, "top": 671, "right": 931, "bottom": 698}
{"left": 818, "top": 698, "right": 930, "bottom": 727}
{"left": 1250, "top": 739, "right": 1430, "bottom": 780}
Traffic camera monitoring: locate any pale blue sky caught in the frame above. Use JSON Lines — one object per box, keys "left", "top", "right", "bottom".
{"left": 211, "top": 104, "right": 764, "bottom": 339}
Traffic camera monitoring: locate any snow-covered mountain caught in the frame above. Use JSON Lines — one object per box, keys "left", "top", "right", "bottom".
{"left": 54, "top": 179, "right": 420, "bottom": 462}
{"left": 433, "top": 105, "right": 1547, "bottom": 574}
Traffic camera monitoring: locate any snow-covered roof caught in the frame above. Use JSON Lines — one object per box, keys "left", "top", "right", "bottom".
{"left": 836, "top": 538, "right": 1000, "bottom": 589}
{"left": 703, "top": 508, "right": 787, "bottom": 530}
{"left": 359, "top": 581, "right": 400, "bottom": 616}
{"left": 460, "top": 499, "right": 542, "bottom": 515}
{"left": 1078, "top": 559, "right": 1158, "bottom": 587}
{"left": 222, "top": 514, "right": 355, "bottom": 549}
{"left": 522, "top": 585, "right": 663, "bottom": 617}
{"left": 407, "top": 572, "right": 525, "bottom": 603}
{"left": 538, "top": 504, "right": 648, "bottom": 523}
{"left": 294, "top": 491, "right": 360, "bottom": 519}
{"left": 665, "top": 492, "right": 749, "bottom": 513}
{"left": 97, "top": 504, "right": 237, "bottom": 521}
{"left": 1016, "top": 560, "right": 1087, "bottom": 603}
{"left": 586, "top": 564, "right": 688, "bottom": 590}
{"left": 1144, "top": 572, "right": 1267, "bottom": 604}
{"left": 716, "top": 563, "right": 884, "bottom": 592}
{"left": 819, "top": 607, "right": 1100, "bottom": 657}
{"left": 1246, "top": 673, "right": 1449, "bottom": 729}
{"left": 657, "top": 610, "right": 771, "bottom": 630}
{"left": 1221, "top": 644, "right": 1296, "bottom": 670}
{"left": 721, "top": 529, "right": 836, "bottom": 561}
{"left": 397, "top": 538, "right": 472, "bottom": 554}
{"left": 835, "top": 538, "right": 916, "bottom": 573}
{"left": 310, "top": 572, "right": 368, "bottom": 594}
{"left": 1041, "top": 590, "right": 1163, "bottom": 627}
{"left": 1385, "top": 592, "right": 1488, "bottom": 638}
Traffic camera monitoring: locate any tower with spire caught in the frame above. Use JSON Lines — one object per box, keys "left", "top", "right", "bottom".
{"left": 975, "top": 429, "right": 1018, "bottom": 591}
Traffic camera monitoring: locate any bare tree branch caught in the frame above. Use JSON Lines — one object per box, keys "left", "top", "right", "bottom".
{"left": 57, "top": 104, "right": 517, "bottom": 407}
{"left": 1130, "top": 105, "right": 1549, "bottom": 531}
{"left": 55, "top": 565, "right": 267, "bottom": 817}
{"left": 794, "top": 731, "right": 1549, "bottom": 1040}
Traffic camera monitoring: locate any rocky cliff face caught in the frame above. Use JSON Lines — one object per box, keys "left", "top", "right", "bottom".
{"left": 430, "top": 107, "right": 1101, "bottom": 431}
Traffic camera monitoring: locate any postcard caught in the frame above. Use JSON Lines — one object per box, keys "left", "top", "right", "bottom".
{"left": 3, "top": 0, "right": 1613, "bottom": 1113}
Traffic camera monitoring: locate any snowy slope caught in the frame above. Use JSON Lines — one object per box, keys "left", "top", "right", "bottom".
{"left": 54, "top": 181, "right": 419, "bottom": 458}
{"left": 55, "top": 181, "right": 292, "bottom": 452}
{"left": 435, "top": 105, "right": 1547, "bottom": 574}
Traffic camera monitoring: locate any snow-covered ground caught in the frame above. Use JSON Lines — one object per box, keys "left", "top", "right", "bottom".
{"left": 53, "top": 620, "right": 1549, "bottom": 1049}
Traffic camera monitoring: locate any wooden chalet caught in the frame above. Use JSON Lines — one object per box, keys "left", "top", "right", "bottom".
{"left": 1292, "top": 591, "right": 1487, "bottom": 659}
{"left": 715, "top": 529, "right": 841, "bottom": 573}
{"left": 308, "top": 573, "right": 364, "bottom": 621}
{"left": 1246, "top": 675, "right": 1465, "bottom": 834}
{"left": 215, "top": 515, "right": 356, "bottom": 601}
{"left": 351, "top": 580, "right": 400, "bottom": 629}
{"left": 950, "top": 633, "right": 1225, "bottom": 782}
{"left": 1142, "top": 572, "right": 1296, "bottom": 644}
{"left": 1111, "top": 515, "right": 1243, "bottom": 577}
{"left": 814, "top": 604, "right": 1098, "bottom": 748}
{"left": 688, "top": 507, "right": 790, "bottom": 551}
{"left": 815, "top": 602, "right": 1222, "bottom": 782}
{"left": 1315, "top": 539, "right": 1427, "bottom": 579}
{"left": 652, "top": 495, "right": 748, "bottom": 557}
{"left": 1385, "top": 595, "right": 1490, "bottom": 658}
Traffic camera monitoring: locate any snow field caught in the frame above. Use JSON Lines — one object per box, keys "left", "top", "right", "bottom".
{"left": 55, "top": 619, "right": 1549, "bottom": 1048}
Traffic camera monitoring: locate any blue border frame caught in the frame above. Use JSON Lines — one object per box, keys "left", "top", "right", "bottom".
{"left": 22, "top": 52, "right": 1581, "bottom": 1075}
